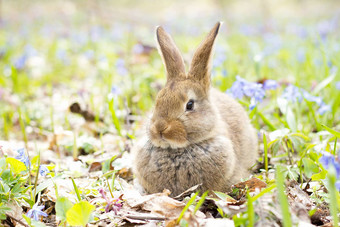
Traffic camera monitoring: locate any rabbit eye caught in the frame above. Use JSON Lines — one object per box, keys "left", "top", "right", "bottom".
{"left": 186, "top": 99, "right": 194, "bottom": 111}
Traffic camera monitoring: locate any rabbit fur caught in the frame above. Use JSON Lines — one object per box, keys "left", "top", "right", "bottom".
{"left": 133, "top": 22, "right": 258, "bottom": 196}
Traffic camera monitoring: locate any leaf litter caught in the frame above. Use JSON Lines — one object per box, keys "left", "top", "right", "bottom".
{"left": 1, "top": 1, "right": 340, "bottom": 226}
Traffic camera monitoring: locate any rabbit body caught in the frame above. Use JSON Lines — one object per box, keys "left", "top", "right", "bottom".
{"left": 133, "top": 23, "right": 258, "bottom": 196}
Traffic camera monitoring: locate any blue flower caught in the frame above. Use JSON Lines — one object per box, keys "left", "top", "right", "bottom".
{"left": 281, "top": 85, "right": 303, "bottom": 102}
{"left": 296, "top": 48, "right": 306, "bottom": 63}
{"left": 229, "top": 76, "right": 247, "bottom": 99}
{"left": 319, "top": 152, "right": 334, "bottom": 169}
{"left": 336, "top": 81, "right": 340, "bottom": 91}
{"left": 15, "top": 148, "right": 30, "bottom": 168}
{"left": 14, "top": 55, "right": 28, "bottom": 70}
{"left": 13, "top": 45, "right": 38, "bottom": 70}
{"left": 318, "top": 103, "right": 331, "bottom": 115}
{"left": 115, "top": 58, "right": 128, "bottom": 76}
{"left": 243, "top": 83, "right": 265, "bottom": 110}
{"left": 27, "top": 203, "right": 48, "bottom": 221}
{"left": 303, "top": 91, "right": 323, "bottom": 106}
{"left": 336, "top": 182, "right": 340, "bottom": 191}
{"left": 111, "top": 85, "right": 122, "bottom": 95}
{"left": 263, "top": 79, "right": 279, "bottom": 90}
{"left": 39, "top": 165, "right": 49, "bottom": 177}
{"left": 281, "top": 84, "right": 331, "bottom": 115}
{"left": 317, "top": 20, "right": 334, "bottom": 40}
{"left": 319, "top": 151, "right": 340, "bottom": 185}
{"left": 132, "top": 44, "right": 144, "bottom": 54}
{"left": 84, "top": 50, "right": 94, "bottom": 60}
{"left": 228, "top": 76, "right": 266, "bottom": 110}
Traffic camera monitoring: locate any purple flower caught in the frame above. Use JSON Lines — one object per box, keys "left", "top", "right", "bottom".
{"left": 281, "top": 84, "right": 330, "bottom": 115}
{"left": 14, "top": 55, "right": 28, "bottom": 70}
{"left": 13, "top": 45, "right": 38, "bottom": 70}
{"left": 98, "top": 188, "right": 123, "bottom": 214}
{"left": 15, "top": 148, "right": 30, "bottom": 168}
{"left": 39, "top": 165, "right": 49, "bottom": 177}
{"left": 56, "top": 49, "right": 69, "bottom": 64}
{"left": 116, "top": 58, "right": 128, "bottom": 76}
{"left": 336, "top": 81, "right": 340, "bottom": 90}
{"left": 222, "top": 69, "right": 228, "bottom": 77}
{"left": 336, "top": 182, "right": 340, "bottom": 191}
{"left": 132, "top": 44, "right": 144, "bottom": 54}
{"left": 303, "top": 91, "right": 323, "bottom": 106}
{"left": 319, "top": 151, "right": 340, "bottom": 180}
{"left": 246, "top": 84, "right": 265, "bottom": 110}
{"left": 319, "top": 152, "right": 334, "bottom": 169}
{"left": 317, "top": 20, "right": 334, "bottom": 40}
{"left": 281, "top": 85, "right": 303, "bottom": 102}
{"left": 296, "top": 48, "right": 306, "bottom": 63}
{"left": 27, "top": 203, "right": 48, "bottom": 221}
{"left": 111, "top": 85, "right": 122, "bottom": 95}
{"left": 229, "top": 76, "right": 247, "bottom": 99}
{"left": 90, "top": 26, "right": 102, "bottom": 42}
{"left": 83, "top": 50, "right": 94, "bottom": 60}
{"left": 263, "top": 79, "right": 279, "bottom": 90}
{"left": 228, "top": 76, "right": 266, "bottom": 110}
{"left": 318, "top": 104, "right": 331, "bottom": 115}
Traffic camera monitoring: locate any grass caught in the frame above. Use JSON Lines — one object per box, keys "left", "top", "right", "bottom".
{"left": 0, "top": 0, "right": 340, "bottom": 226}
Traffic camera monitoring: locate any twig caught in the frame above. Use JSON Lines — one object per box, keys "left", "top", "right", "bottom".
{"left": 6, "top": 213, "right": 29, "bottom": 227}
{"left": 124, "top": 214, "right": 166, "bottom": 221}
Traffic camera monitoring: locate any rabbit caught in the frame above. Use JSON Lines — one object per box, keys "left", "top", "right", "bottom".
{"left": 132, "top": 22, "right": 258, "bottom": 196}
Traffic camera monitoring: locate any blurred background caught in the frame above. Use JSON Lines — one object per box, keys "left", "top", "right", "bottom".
{"left": 0, "top": 0, "right": 339, "bottom": 141}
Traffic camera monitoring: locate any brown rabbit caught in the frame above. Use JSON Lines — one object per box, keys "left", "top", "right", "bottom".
{"left": 133, "top": 22, "right": 258, "bottom": 196}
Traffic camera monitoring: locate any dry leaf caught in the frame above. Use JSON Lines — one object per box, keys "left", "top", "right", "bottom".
{"left": 233, "top": 177, "right": 267, "bottom": 192}
{"left": 89, "top": 161, "right": 102, "bottom": 172}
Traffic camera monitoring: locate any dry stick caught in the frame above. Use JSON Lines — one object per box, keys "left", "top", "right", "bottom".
{"left": 92, "top": 215, "right": 166, "bottom": 224}
{"left": 124, "top": 215, "right": 166, "bottom": 221}
{"left": 6, "top": 213, "right": 29, "bottom": 227}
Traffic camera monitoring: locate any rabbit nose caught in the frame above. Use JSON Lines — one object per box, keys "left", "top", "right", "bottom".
{"left": 152, "top": 120, "right": 169, "bottom": 136}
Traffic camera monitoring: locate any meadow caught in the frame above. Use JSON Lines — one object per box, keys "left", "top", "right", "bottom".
{"left": 0, "top": 0, "right": 340, "bottom": 226}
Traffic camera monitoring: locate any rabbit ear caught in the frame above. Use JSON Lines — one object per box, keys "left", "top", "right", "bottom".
{"left": 156, "top": 26, "right": 186, "bottom": 81}
{"left": 188, "top": 22, "right": 221, "bottom": 90}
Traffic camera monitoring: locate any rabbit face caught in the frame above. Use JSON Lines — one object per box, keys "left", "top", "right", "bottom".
{"left": 149, "top": 80, "right": 217, "bottom": 149}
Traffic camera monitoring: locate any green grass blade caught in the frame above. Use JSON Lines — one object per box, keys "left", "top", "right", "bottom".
{"left": 257, "top": 111, "right": 276, "bottom": 131}
{"left": 71, "top": 178, "right": 82, "bottom": 202}
{"left": 177, "top": 191, "right": 199, "bottom": 224}
{"left": 108, "top": 98, "right": 122, "bottom": 136}
{"left": 193, "top": 191, "right": 208, "bottom": 214}
{"left": 247, "top": 190, "right": 254, "bottom": 227}
{"left": 276, "top": 165, "right": 292, "bottom": 227}
{"left": 252, "top": 184, "right": 276, "bottom": 201}
{"left": 321, "top": 124, "right": 340, "bottom": 138}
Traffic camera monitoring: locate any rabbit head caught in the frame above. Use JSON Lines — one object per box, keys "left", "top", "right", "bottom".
{"left": 149, "top": 22, "right": 222, "bottom": 149}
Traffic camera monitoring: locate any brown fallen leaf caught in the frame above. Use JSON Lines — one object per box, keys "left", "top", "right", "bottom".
{"left": 89, "top": 161, "right": 102, "bottom": 172}
{"left": 124, "top": 189, "right": 185, "bottom": 219}
{"left": 233, "top": 177, "right": 267, "bottom": 192}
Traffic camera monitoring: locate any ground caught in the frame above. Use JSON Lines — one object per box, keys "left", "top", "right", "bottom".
{"left": 0, "top": 0, "right": 340, "bottom": 226}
